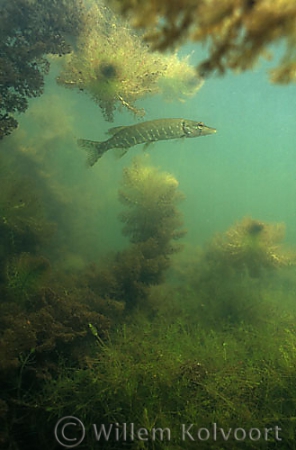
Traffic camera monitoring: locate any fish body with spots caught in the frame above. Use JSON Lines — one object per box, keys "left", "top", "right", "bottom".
{"left": 78, "top": 118, "right": 216, "bottom": 166}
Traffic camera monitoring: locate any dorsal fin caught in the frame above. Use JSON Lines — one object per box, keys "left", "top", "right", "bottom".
{"left": 107, "top": 125, "right": 126, "bottom": 136}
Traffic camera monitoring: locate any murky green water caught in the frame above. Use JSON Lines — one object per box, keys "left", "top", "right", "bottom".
{"left": 2, "top": 2, "right": 296, "bottom": 449}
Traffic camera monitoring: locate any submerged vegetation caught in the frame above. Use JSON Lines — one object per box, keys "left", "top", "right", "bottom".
{"left": 112, "top": 0, "right": 296, "bottom": 83}
{"left": 180, "top": 216, "right": 295, "bottom": 328}
{"left": 2, "top": 136, "right": 296, "bottom": 448}
{"left": 57, "top": 1, "right": 203, "bottom": 121}
{"left": 0, "top": 0, "right": 203, "bottom": 136}
{"left": 86, "top": 157, "right": 186, "bottom": 309}
{"left": 2, "top": 1, "right": 296, "bottom": 449}
{"left": 0, "top": 0, "right": 87, "bottom": 140}
{"left": 203, "top": 216, "right": 292, "bottom": 278}
{"left": 41, "top": 310, "right": 296, "bottom": 449}
{"left": 119, "top": 157, "right": 185, "bottom": 249}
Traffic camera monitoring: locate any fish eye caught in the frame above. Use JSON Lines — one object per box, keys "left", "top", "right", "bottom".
{"left": 197, "top": 122, "right": 204, "bottom": 129}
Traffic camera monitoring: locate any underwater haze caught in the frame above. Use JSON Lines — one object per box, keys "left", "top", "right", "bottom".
{"left": 11, "top": 50, "right": 296, "bottom": 259}
{"left": 2, "top": 2, "right": 296, "bottom": 450}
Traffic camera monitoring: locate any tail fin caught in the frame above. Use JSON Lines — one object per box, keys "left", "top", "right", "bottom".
{"left": 77, "top": 139, "right": 106, "bottom": 167}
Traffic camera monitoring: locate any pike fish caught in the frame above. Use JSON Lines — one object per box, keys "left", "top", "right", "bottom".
{"left": 77, "top": 118, "right": 216, "bottom": 166}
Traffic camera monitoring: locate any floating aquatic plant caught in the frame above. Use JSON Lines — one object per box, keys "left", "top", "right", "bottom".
{"left": 57, "top": 1, "right": 203, "bottom": 121}
{"left": 112, "top": 0, "right": 296, "bottom": 83}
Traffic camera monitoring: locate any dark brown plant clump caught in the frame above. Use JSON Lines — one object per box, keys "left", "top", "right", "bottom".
{"left": 0, "top": 0, "right": 87, "bottom": 139}
{"left": 0, "top": 276, "right": 111, "bottom": 450}
{"left": 0, "top": 281, "right": 110, "bottom": 373}
{"left": 111, "top": 0, "right": 296, "bottom": 83}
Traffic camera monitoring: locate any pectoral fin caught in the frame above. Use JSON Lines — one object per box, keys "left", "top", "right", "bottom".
{"left": 113, "top": 148, "right": 128, "bottom": 159}
{"left": 143, "top": 142, "right": 154, "bottom": 151}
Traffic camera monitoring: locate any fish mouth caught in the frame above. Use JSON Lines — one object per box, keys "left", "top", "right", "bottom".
{"left": 204, "top": 125, "right": 217, "bottom": 135}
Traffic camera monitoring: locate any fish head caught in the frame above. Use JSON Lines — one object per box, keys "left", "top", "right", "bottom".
{"left": 182, "top": 120, "right": 217, "bottom": 137}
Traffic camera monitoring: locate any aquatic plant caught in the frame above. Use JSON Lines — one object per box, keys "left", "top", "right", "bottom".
{"left": 182, "top": 217, "right": 295, "bottom": 327}
{"left": 85, "top": 158, "right": 186, "bottom": 309}
{"left": 0, "top": 171, "right": 55, "bottom": 267}
{"left": 57, "top": 1, "right": 203, "bottom": 121}
{"left": 205, "top": 216, "right": 292, "bottom": 278}
{"left": 118, "top": 158, "right": 185, "bottom": 305}
{"left": 4, "top": 253, "right": 50, "bottom": 302}
{"left": 119, "top": 157, "right": 185, "bottom": 247}
{"left": 0, "top": 151, "right": 117, "bottom": 449}
{"left": 38, "top": 305, "right": 296, "bottom": 449}
{"left": 112, "top": 0, "right": 296, "bottom": 83}
{"left": 0, "top": 274, "right": 112, "bottom": 449}
{"left": 0, "top": 0, "right": 87, "bottom": 139}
